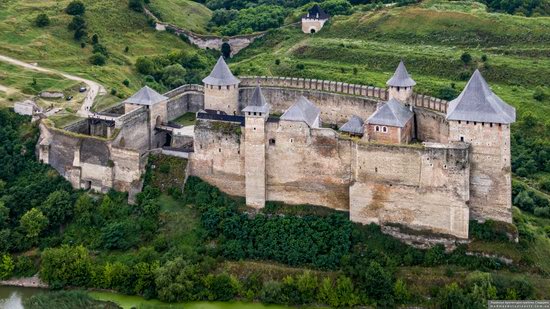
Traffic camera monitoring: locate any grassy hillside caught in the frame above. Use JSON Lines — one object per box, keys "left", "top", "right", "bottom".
{"left": 147, "top": 0, "right": 212, "bottom": 34}
{"left": 0, "top": 0, "right": 194, "bottom": 107}
{"left": 232, "top": 4, "right": 550, "bottom": 121}
{"left": 0, "top": 61, "right": 83, "bottom": 109}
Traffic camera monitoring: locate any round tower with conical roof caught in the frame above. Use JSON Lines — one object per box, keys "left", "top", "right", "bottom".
{"left": 386, "top": 60, "right": 416, "bottom": 103}
{"left": 446, "top": 69, "right": 516, "bottom": 224}
{"left": 202, "top": 56, "right": 240, "bottom": 115}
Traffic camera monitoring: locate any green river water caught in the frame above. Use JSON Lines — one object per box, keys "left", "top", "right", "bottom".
{"left": 0, "top": 286, "right": 294, "bottom": 309}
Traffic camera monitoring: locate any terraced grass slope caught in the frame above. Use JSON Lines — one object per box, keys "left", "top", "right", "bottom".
{"left": 147, "top": 0, "right": 212, "bottom": 34}
{"left": 0, "top": 0, "right": 193, "bottom": 104}
{"left": 232, "top": 3, "right": 550, "bottom": 123}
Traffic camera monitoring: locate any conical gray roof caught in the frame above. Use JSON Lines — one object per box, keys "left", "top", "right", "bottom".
{"left": 446, "top": 70, "right": 515, "bottom": 124}
{"left": 367, "top": 98, "right": 413, "bottom": 127}
{"left": 340, "top": 115, "right": 364, "bottom": 135}
{"left": 242, "top": 85, "right": 269, "bottom": 114}
{"left": 202, "top": 56, "right": 240, "bottom": 86}
{"left": 281, "top": 96, "right": 320, "bottom": 128}
{"left": 386, "top": 61, "right": 416, "bottom": 87}
{"left": 124, "top": 86, "right": 168, "bottom": 106}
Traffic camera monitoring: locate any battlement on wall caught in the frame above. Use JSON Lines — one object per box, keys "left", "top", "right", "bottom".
{"left": 239, "top": 76, "right": 448, "bottom": 113}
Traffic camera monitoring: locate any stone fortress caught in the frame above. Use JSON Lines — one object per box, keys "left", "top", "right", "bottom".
{"left": 37, "top": 56, "right": 516, "bottom": 242}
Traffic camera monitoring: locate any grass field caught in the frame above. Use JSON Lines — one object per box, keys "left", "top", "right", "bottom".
{"left": 0, "top": 61, "right": 85, "bottom": 111}
{"left": 0, "top": 0, "right": 195, "bottom": 111}
{"left": 147, "top": 0, "right": 212, "bottom": 34}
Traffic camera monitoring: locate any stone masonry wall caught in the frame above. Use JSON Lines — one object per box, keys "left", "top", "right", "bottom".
{"left": 189, "top": 119, "right": 245, "bottom": 196}
{"left": 166, "top": 92, "right": 204, "bottom": 121}
{"left": 264, "top": 120, "right": 352, "bottom": 210}
{"left": 448, "top": 121, "right": 512, "bottom": 223}
{"left": 349, "top": 142, "right": 470, "bottom": 238}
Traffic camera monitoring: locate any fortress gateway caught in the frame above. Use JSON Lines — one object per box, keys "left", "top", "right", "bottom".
{"left": 38, "top": 57, "right": 515, "bottom": 241}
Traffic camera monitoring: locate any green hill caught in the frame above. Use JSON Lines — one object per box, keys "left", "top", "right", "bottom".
{"left": 0, "top": 0, "right": 194, "bottom": 104}
{"left": 147, "top": 0, "right": 213, "bottom": 34}
{"left": 232, "top": 4, "right": 550, "bottom": 121}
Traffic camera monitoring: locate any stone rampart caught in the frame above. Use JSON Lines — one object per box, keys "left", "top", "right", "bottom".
{"left": 144, "top": 7, "right": 265, "bottom": 56}
{"left": 349, "top": 142, "right": 470, "bottom": 238}
{"left": 240, "top": 76, "right": 448, "bottom": 113}
{"left": 265, "top": 120, "right": 352, "bottom": 209}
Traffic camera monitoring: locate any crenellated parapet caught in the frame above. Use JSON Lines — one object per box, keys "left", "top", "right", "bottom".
{"left": 239, "top": 76, "right": 448, "bottom": 113}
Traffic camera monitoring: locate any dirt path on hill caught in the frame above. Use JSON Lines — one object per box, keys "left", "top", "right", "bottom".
{"left": 0, "top": 54, "right": 106, "bottom": 116}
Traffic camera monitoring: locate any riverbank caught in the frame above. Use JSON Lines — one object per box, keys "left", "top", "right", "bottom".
{"left": 0, "top": 286, "right": 299, "bottom": 309}
{"left": 0, "top": 275, "right": 48, "bottom": 289}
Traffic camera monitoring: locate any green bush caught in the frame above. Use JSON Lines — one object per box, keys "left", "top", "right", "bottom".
{"left": 129, "top": 0, "right": 144, "bottom": 12}
{"left": 65, "top": 1, "right": 86, "bottom": 16}
{"left": 34, "top": 14, "right": 50, "bottom": 27}
{"left": 89, "top": 54, "right": 107, "bottom": 66}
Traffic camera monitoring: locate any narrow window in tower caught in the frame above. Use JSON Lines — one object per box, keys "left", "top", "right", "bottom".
{"left": 253, "top": 112, "right": 257, "bottom": 116}
{"left": 253, "top": 127, "right": 256, "bottom": 131}
{"left": 490, "top": 123, "right": 493, "bottom": 127}
{"left": 458, "top": 120, "right": 461, "bottom": 124}
{"left": 382, "top": 126, "right": 387, "bottom": 133}
{"left": 218, "top": 148, "right": 221, "bottom": 152}
{"left": 218, "top": 86, "right": 221, "bottom": 90}
{"left": 375, "top": 126, "right": 380, "bottom": 132}
{"left": 226, "top": 86, "right": 229, "bottom": 90}
{"left": 375, "top": 167, "right": 378, "bottom": 173}
{"left": 460, "top": 136, "right": 464, "bottom": 142}
{"left": 269, "top": 139, "right": 276, "bottom": 145}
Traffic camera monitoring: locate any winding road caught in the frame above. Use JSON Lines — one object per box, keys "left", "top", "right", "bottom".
{"left": 0, "top": 54, "right": 106, "bottom": 117}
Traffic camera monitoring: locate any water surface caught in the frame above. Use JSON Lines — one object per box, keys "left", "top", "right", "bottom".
{"left": 0, "top": 286, "right": 295, "bottom": 309}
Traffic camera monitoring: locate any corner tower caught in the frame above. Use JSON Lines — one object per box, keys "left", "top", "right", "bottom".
{"left": 243, "top": 86, "right": 270, "bottom": 208}
{"left": 386, "top": 61, "right": 416, "bottom": 103}
{"left": 123, "top": 86, "right": 169, "bottom": 149}
{"left": 446, "top": 70, "right": 516, "bottom": 223}
{"left": 202, "top": 56, "right": 240, "bottom": 115}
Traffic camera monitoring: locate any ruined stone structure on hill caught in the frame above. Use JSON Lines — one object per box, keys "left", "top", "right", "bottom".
{"left": 38, "top": 56, "right": 516, "bottom": 242}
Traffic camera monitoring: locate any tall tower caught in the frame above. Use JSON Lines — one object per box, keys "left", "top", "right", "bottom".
{"left": 202, "top": 56, "right": 240, "bottom": 115}
{"left": 242, "top": 86, "right": 270, "bottom": 208}
{"left": 446, "top": 70, "right": 516, "bottom": 223}
{"left": 386, "top": 60, "right": 416, "bottom": 103}
{"left": 123, "top": 86, "right": 169, "bottom": 150}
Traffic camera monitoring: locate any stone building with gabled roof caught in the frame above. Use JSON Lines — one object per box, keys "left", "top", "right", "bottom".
{"left": 339, "top": 115, "right": 364, "bottom": 136}
{"left": 366, "top": 98, "right": 414, "bottom": 144}
{"left": 280, "top": 96, "right": 321, "bottom": 128}
{"left": 302, "top": 4, "right": 330, "bottom": 34}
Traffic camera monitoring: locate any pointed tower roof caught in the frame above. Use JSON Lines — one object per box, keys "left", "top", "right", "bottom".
{"left": 202, "top": 56, "right": 240, "bottom": 86}
{"left": 367, "top": 98, "right": 413, "bottom": 127}
{"left": 124, "top": 86, "right": 168, "bottom": 106}
{"left": 446, "top": 70, "right": 515, "bottom": 124}
{"left": 304, "top": 4, "right": 329, "bottom": 19}
{"left": 242, "top": 85, "right": 269, "bottom": 114}
{"left": 386, "top": 61, "right": 416, "bottom": 87}
{"left": 340, "top": 115, "right": 364, "bottom": 135}
{"left": 281, "top": 96, "right": 320, "bottom": 128}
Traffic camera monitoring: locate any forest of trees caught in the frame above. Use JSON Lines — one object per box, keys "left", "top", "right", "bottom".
{"left": 0, "top": 107, "right": 545, "bottom": 307}
{"left": 479, "top": 0, "right": 550, "bottom": 16}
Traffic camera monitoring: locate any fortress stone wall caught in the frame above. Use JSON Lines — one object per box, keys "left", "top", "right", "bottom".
{"left": 350, "top": 143, "right": 470, "bottom": 238}
{"left": 190, "top": 117, "right": 471, "bottom": 238}
{"left": 39, "top": 66, "right": 514, "bottom": 243}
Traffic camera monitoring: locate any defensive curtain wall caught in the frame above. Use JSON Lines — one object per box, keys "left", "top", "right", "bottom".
{"left": 38, "top": 85, "right": 205, "bottom": 198}
{"left": 189, "top": 77, "right": 473, "bottom": 239}
{"left": 144, "top": 7, "right": 265, "bottom": 56}
{"left": 190, "top": 119, "right": 471, "bottom": 239}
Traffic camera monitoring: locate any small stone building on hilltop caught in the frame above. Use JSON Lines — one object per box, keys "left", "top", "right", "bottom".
{"left": 301, "top": 4, "right": 330, "bottom": 34}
